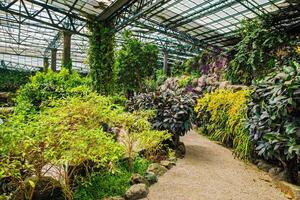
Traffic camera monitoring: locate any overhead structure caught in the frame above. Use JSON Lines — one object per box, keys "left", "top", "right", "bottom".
{"left": 0, "top": 0, "right": 299, "bottom": 72}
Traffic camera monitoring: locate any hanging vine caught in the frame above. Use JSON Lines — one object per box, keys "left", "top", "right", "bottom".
{"left": 87, "top": 21, "right": 115, "bottom": 95}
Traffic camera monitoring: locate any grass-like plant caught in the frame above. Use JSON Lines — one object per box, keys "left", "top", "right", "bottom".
{"left": 195, "top": 89, "right": 252, "bottom": 159}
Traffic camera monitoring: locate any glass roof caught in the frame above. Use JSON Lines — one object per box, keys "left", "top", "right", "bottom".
{"left": 0, "top": 0, "right": 299, "bottom": 72}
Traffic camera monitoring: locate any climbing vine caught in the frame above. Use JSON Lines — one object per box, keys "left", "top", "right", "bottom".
{"left": 87, "top": 21, "right": 115, "bottom": 95}
{"left": 226, "top": 18, "right": 287, "bottom": 85}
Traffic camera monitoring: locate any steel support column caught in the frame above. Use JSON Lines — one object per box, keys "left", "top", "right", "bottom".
{"left": 43, "top": 57, "right": 49, "bottom": 72}
{"left": 163, "top": 51, "right": 169, "bottom": 76}
{"left": 51, "top": 48, "right": 57, "bottom": 71}
{"left": 62, "top": 32, "right": 72, "bottom": 69}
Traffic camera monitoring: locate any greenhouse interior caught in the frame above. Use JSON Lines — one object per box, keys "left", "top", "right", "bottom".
{"left": 0, "top": 0, "right": 300, "bottom": 199}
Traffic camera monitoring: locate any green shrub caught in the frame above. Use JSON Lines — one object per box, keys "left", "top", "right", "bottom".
{"left": 0, "top": 68, "right": 33, "bottom": 92}
{"left": 126, "top": 89, "right": 194, "bottom": 145}
{"left": 247, "top": 61, "right": 300, "bottom": 183}
{"left": 1, "top": 93, "right": 169, "bottom": 198}
{"left": 1, "top": 95, "right": 125, "bottom": 199}
{"left": 226, "top": 18, "right": 287, "bottom": 85}
{"left": 115, "top": 31, "right": 159, "bottom": 96}
{"left": 15, "top": 69, "right": 91, "bottom": 115}
{"left": 74, "top": 158, "right": 150, "bottom": 200}
{"left": 195, "top": 89, "right": 252, "bottom": 159}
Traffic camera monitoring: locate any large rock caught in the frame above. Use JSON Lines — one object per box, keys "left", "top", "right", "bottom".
{"left": 197, "top": 75, "right": 207, "bottom": 87}
{"left": 226, "top": 84, "right": 248, "bottom": 91}
{"left": 257, "top": 159, "right": 273, "bottom": 172}
{"left": 125, "top": 184, "right": 149, "bottom": 200}
{"left": 147, "top": 163, "right": 167, "bottom": 176}
{"left": 160, "top": 160, "right": 175, "bottom": 169}
{"left": 103, "top": 197, "right": 125, "bottom": 200}
{"left": 219, "top": 81, "right": 230, "bottom": 89}
{"left": 269, "top": 167, "right": 283, "bottom": 177}
{"left": 168, "top": 156, "right": 177, "bottom": 163}
{"left": 144, "top": 172, "right": 157, "bottom": 185}
{"left": 130, "top": 173, "right": 148, "bottom": 185}
{"left": 175, "top": 142, "right": 186, "bottom": 158}
{"left": 13, "top": 176, "right": 64, "bottom": 200}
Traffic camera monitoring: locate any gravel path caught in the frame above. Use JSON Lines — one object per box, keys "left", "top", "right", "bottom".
{"left": 143, "top": 131, "right": 286, "bottom": 200}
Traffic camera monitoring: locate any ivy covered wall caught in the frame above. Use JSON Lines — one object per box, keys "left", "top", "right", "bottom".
{"left": 87, "top": 21, "right": 115, "bottom": 95}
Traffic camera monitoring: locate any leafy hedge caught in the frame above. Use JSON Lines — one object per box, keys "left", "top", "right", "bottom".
{"left": 226, "top": 18, "right": 287, "bottom": 85}
{"left": 247, "top": 61, "right": 300, "bottom": 183}
{"left": 74, "top": 157, "right": 150, "bottom": 200}
{"left": 1, "top": 93, "right": 170, "bottom": 199}
{"left": 0, "top": 69, "right": 33, "bottom": 92}
{"left": 115, "top": 31, "right": 159, "bottom": 97}
{"left": 195, "top": 89, "right": 252, "bottom": 159}
{"left": 15, "top": 68, "right": 91, "bottom": 115}
{"left": 126, "top": 89, "right": 194, "bottom": 145}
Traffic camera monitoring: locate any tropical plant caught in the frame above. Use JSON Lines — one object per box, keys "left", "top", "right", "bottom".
{"left": 126, "top": 89, "right": 194, "bottom": 145}
{"left": 198, "top": 50, "right": 228, "bottom": 80}
{"left": 115, "top": 31, "right": 159, "bottom": 97}
{"left": 111, "top": 111, "right": 170, "bottom": 169}
{"left": 14, "top": 68, "right": 91, "bottom": 115}
{"left": 0, "top": 68, "right": 34, "bottom": 92}
{"left": 1, "top": 94, "right": 125, "bottom": 199}
{"left": 226, "top": 17, "right": 287, "bottom": 85}
{"left": 195, "top": 89, "right": 252, "bottom": 159}
{"left": 247, "top": 61, "right": 300, "bottom": 183}
{"left": 74, "top": 157, "right": 150, "bottom": 200}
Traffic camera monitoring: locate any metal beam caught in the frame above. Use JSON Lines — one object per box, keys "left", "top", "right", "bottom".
{"left": 114, "top": 0, "right": 169, "bottom": 31}
{"left": 97, "top": 0, "right": 132, "bottom": 20}
{"left": 0, "top": 0, "right": 88, "bottom": 37}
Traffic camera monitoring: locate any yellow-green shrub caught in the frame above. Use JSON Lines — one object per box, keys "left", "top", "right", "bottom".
{"left": 194, "top": 89, "right": 252, "bottom": 159}
{"left": 0, "top": 93, "right": 170, "bottom": 198}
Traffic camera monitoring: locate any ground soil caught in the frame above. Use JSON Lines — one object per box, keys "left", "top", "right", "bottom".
{"left": 143, "top": 131, "right": 286, "bottom": 200}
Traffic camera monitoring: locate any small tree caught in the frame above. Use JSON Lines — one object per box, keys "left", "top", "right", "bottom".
{"left": 115, "top": 31, "right": 159, "bottom": 97}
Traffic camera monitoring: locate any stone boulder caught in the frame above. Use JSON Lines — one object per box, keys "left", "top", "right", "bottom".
{"left": 125, "top": 184, "right": 149, "bottom": 200}
{"left": 269, "top": 167, "right": 283, "bottom": 177}
{"left": 160, "top": 160, "right": 175, "bottom": 169}
{"left": 197, "top": 75, "right": 207, "bottom": 87}
{"left": 218, "top": 81, "right": 230, "bottom": 89}
{"left": 168, "top": 156, "right": 177, "bottom": 163}
{"left": 144, "top": 172, "right": 157, "bottom": 185}
{"left": 175, "top": 142, "right": 186, "bottom": 158}
{"left": 147, "top": 163, "right": 167, "bottom": 176}
{"left": 13, "top": 176, "right": 64, "bottom": 200}
{"left": 257, "top": 159, "right": 273, "bottom": 172}
{"left": 130, "top": 173, "right": 148, "bottom": 185}
{"left": 103, "top": 197, "right": 125, "bottom": 200}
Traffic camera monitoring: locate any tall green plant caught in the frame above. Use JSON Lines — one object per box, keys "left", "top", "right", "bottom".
{"left": 0, "top": 68, "right": 33, "bottom": 92}
{"left": 15, "top": 68, "right": 91, "bottom": 115}
{"left": 87, "top": 22, "right": 115, "bottom": 95}
{"left": 247, "top": 61, "right": 300, "bottom": 183}
{"left": 226, "top": 18, "right": 287, "bottom": 85}
{"left": 115, "top": 31, "right": 159, "bottom": 97}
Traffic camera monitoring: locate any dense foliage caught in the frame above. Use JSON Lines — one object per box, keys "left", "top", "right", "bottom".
{"left": 195, "top": 89, "right": 252, "bottom": 159}
{"left": 88, "top": 22, "right": 115, "bottom": 95}
{"left": 0, "top": 69, "right": 33, "bottom": 92}
{"left": 247, "top": 61, "right": 300, "bottom": 183}
{"left": 226, "top": 18, "right": 287, "bottom": 85}
{"left": 127, "top": 89, "right": 194, "bottom": 144}
{"left": 115, "top": 31, "right": 159, "bottom": 97}
{"left": 74, "top": 158, "right": 150, "bottom": 200}
{"left": 1, "top": 91, "right": 170, "bottom": 198}
{"left": 15, "top": 69, "right": 91, "bottom": 115}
